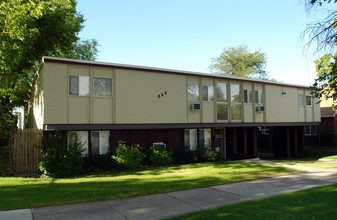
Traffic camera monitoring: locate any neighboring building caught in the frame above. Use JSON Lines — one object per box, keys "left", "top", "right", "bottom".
{"left": 305, "top": 98, "right": 337, "bottom": 146}
{"left": 25, "top": 57, "right": 320, "bottom": 159}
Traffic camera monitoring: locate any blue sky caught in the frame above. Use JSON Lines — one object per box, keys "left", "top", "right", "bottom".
{"left": 77, "top": 0, "right": 334, "bottom": 86}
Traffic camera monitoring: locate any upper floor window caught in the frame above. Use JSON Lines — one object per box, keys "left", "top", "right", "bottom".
{"left": 244, "top": 89, "right": 253, "bottom": 104}
{"left": 298, "top": 94, "right": 304, "bottom": 106}
{"left": 255, "top": 90, "right": 263, "bottom": 104}
{"left": 94, "top": 77, "right": 112, "bottom": 97}
{"left": 188, "top": 85, "right": 199, "bottom": 101}
{"left": 216, "top": 83, "right": 227, "bottom": 102}
{"left": 306, "top": 95, "right": 312, "bottom": 106}
{"left": 231, "top": 84, "right": 241, "bottom": 103}
{"left": 69, "top": 75, "right": 89, "bottom": 96}
{"left": 202, "top": 86, "right": 214, "bottom": 101}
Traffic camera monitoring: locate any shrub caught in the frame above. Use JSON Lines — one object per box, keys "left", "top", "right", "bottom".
{"left": 147, "top": 145, "right": 173, "bottom": 166}
{"left": 172, "top": 144, "right": 194, "bottom": 164}
{"left": 38, "top": 132, "right": 84, "bottom": 178}
{"left": 82, "top": 154, "right": 117, "bottom": 173}
{"left": 112, "top": 141, "right": 144, "bottom": 169}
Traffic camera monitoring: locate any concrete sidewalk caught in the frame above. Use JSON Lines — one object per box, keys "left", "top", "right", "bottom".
{"left": 2, "top": 159, "right": 337, "bottom": 220}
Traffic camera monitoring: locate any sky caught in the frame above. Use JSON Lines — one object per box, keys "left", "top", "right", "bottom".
{"left": 76, "top": 0, "right": 336, "bottom": 86}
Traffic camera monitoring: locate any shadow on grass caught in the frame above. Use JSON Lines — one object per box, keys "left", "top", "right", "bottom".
{"left": 0, "top": 161, "right": 299, "bottom": 211}
{"left": 169, "top": 183, "right": 337, "bottom": 220}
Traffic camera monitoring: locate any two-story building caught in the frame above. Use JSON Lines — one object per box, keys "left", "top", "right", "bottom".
{"left": 25, "top": 57, "right": 320, "bottom": 159}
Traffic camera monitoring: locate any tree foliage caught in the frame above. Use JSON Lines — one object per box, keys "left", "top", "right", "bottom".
{"left": 306, "top": 0, "right": 337, "bottom": 104}
{"left": 209, "top": 45, "right": 269, "bottom": 80}
{"left": 0, "top": 0, "right": 98, "bottom": 140}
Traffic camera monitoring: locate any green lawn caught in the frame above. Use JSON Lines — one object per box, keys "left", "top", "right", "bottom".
{"left": 0, "top": 161, "right": 299, "bottom": 211}
{"left": 168, "top": 183, "right": 337, "bottom": 220}
{"left": 306, "top": 151, "right": 337, "bottom": 159}
{"left": 271, "top": 160, "right": 337, "bottom": 169}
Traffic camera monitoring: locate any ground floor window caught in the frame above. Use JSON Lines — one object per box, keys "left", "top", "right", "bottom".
{"left": 259, "top": 126, "right": 269, "bottom": 135}
{"left": 199, "top": 128, "right": 211, "bottom": 149}
{"left": 304, "top": 125, "right": 317, "bottom": 136}
{"left": 67, "top": 131, "right": 89, "bottom": 156}
{"left": 91, "top": 131, "right": 110, "bottom": 155}
{"left": 184, "top": 129, "right": 197, "bottom": 150}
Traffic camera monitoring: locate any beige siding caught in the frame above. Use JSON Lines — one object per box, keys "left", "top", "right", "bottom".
{"left": 93, "top": 98, "right": 113, "bottom": 123}
{"left": 265, "top": 85, "right": 298, "bottom": 122}
{"left": 40, "top": 60, "right": 320, "bottom": 126}
{"left": 115, "top": 69, "right": 187, "bottom": 124}
{"left": 44, "top": 63, "right": 68, "bottom": 124}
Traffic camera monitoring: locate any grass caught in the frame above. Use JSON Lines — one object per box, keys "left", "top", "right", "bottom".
{"left": 168, "top": 183, "right": 337, "bottom": 220}
{"left": 305, "top": 151, "right": 337, "bottom": 159}
{"left": 271, "top": 160, "right": 337, "bottom": 169}
{"left": 0, "top": 161, "right": 300, "bottom": 211}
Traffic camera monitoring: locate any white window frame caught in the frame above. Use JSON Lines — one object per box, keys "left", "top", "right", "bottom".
{"left": 255, "top": 90, "right": 263, "bottom": 104}
{"left": 199, "top": 128, "right": 211, "bottom": 149}
{"left": 304, "top": 125, "right": 317, "bottom": 136}
{"left": 184, "top": 129, "right": 197, "bottom": 151}
{"left": 202, "top": 85, "right": 214, "bottom": 101}
{"left": 93, "top": 77, "right": 112, "bottom": 97}
{"left": 306, "top": 95, "right": 312, "bottom": 106}
{"left": 298, "top": 94, "right": 304, "bottom": 106}
{"left": 69, "top": 75, "right": 90, "bottom": 96}
{"left": 244, "top": 89, "right": 253, "bottom": 104}
{"left": 91, "top": 131, "right": 110, "bottom": 155}
{"left": 188, "top": 85, "right": 200, "bottom": 101}
{"left": 67, "top": 131, "right": 88, "bottom": 156}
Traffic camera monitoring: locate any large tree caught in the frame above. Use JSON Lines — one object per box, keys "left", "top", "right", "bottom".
{"left": 209, "top": 44, "right": 269, "bottom": 80}
{"left": 306, "top": 0, "right": 337, "bottom": 104}
{"left": 0, "top": 0, "right": 98, "bottom": 140}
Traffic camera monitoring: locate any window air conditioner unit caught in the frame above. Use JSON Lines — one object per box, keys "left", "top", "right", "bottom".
{"left": 153, "top": 142, "right": 166, "bottom": 148}
{"left": 256, "top": 106, "right": 265, "bottom": 112}
{"left": 190, "top": 103, "right": 201, "bottom": 111}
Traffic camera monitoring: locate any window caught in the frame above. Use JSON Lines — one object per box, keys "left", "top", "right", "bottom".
{"left": 306, "top": 96, "right": 312, "bottom": 106}
{"left": 259, "top": 127, "right": 269, "bottom": 135}
{"left": 255, "top": 90, "right": 263, "bottom": 104}
{"left": 94, "top": 77, "right": 112, "bottom": 97}
{"left": 298, "top": 94, "right": 304, "bottom": 106}
{"left": 304, "top": 125, "right": 317, "bottom": 136}
{"left": 67, "top": 131, "right": 88, "bottom": 156}
{"left": 188, "top": 85, "right": 199, "bottom": 101}
{"left": 231, "top": 84, "right": 241, "bottom": 103}
{"left": 202, "top": 86, "right": 214, "bottom": 101}
{"left": 91, "top": 131, "right": 110, "bottom": 155}
{"left": 244, "top": 89, "right": 253, "bottom": 104}
{"left": 184, "top": 129, "right": 197, "bottom": 150}
{"left": 199, "top": 129, "right": 211, "bottom": 149}
{"left": 217, "top": 104, "right": 228, "bottom": 120}
{"left": 216, "top": 83, "right": 227, "bottom": 102}
{"left": 231, "top": 105, "right": 241, "bottom": 120}
{"left": 69, "top": 76, "right": 89, "bottom": 96}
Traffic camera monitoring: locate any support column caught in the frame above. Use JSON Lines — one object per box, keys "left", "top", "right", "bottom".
{"left": 253, "top": 127, "right": 258, "bottom": 156}
{"left": 243, "top": 127, "right": 248, "bottom": 155}
{"left": 294, "top": 127, "right": 298, "bottom": 156}
{"left": 233, "top": 127, "right": 237, "bottom": 154}
{"left": 286, "top": 127, "right": 291, "bottom": 158}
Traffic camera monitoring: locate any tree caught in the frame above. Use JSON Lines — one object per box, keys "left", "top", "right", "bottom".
{"left": 0, "top": 0, "right": 98, "bottom": 140}
{"left": 209, "top": 44, "right": 269, "bottom": 80}
{"left": 306, "top": 0, "right": 337, "bottom": 104}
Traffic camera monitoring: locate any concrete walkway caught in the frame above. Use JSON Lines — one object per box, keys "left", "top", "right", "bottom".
{"left": 2, "top": 159, "right": 337, "bottom": 220}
